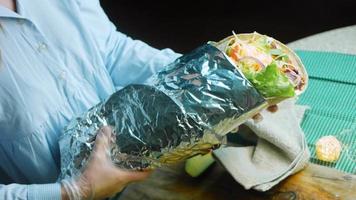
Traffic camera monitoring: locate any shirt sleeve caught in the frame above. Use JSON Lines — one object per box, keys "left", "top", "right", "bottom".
{"left": 76, "top": 0, "right": 181, "bottom": 89}
{"left": 0, "top": 183, "right": 61, "bottom": 200}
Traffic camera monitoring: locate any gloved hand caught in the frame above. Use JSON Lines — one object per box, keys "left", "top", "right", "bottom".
{"left": 61, "top": 126, "right": 151, "bottom": 200}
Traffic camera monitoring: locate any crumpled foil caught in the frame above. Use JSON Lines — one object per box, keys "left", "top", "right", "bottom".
{"left": 59, "top": 44, "right": 266, "bottom": 179}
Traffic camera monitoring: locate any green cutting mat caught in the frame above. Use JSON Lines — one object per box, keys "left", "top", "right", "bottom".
{"left": 296, "top": 51, "right": 356, "bottom": 174}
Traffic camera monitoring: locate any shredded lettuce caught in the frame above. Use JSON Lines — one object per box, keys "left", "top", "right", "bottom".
{"left": 245, "top": 62, "right": 295, "bottom": 98}
{"left": 252, "top": 36, "right": 271, "bottom": 53}
{"left": 226, "top": 33, "right": 300, "bottom": 98}
{"left": 239, "top": 62, "right": 258, "bottom": 79}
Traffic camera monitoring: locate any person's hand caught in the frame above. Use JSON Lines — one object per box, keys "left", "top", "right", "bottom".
{"left": 61, "top": 126, "right": 152, "bottom": 200}
{"left": 230, "top": 104, "right": 279, "bottom": 133}
{"left": 252, "top": 104, "right": 278, "bottom": 122}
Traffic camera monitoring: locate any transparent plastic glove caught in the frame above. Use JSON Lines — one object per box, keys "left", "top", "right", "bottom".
{"left": 61, "top": 126, "right": 151, "bottom": 200}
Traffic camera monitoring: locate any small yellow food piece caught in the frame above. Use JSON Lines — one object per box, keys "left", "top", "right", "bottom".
{"left": 315, "top": 136, "right": 342, "bottom": 162}
{"left": 185, "top": 152, "right": 215, "bottom": 177}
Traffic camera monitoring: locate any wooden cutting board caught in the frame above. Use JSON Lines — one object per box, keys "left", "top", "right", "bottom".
{"left": 119, "top": 162, "right": 356, "bottom": 200}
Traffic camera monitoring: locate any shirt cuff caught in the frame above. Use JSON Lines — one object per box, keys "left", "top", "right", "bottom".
{"left": 27, "top": 183, "right": 61, "bottom": 200}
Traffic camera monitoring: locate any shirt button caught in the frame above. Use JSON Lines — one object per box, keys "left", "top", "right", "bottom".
{"left": 37, "top": 42, "right": 47, "bottom": 52}
{"left": 59, "top": 70, "right": 67, "bottom": 80}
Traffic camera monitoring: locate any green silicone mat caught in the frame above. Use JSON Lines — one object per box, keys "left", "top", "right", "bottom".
{"left": 296, "top": 50, "right": 356, "bottom": 174}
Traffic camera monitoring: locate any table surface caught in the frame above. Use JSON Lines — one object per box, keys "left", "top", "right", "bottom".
{"left": 120, "top": 163, "right": 355, "bottom": 200}
{"left": 119, "top": 26, "right": 356, "bottom": 200}
{"left": 288, "top": 25, "right": 356, "bottom": 55}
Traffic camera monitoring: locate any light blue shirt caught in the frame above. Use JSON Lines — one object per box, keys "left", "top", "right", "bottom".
{"left": 0, "top": 0, "right": 180, "bottom": 199}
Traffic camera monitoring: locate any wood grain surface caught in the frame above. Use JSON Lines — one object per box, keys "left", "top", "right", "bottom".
{"left": 119, "top": 162, "right": 356, "bottom": 200}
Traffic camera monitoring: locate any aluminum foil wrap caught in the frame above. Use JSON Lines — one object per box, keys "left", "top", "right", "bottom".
{"left": 59, "top": 44, "right": 266, "bottom": 179}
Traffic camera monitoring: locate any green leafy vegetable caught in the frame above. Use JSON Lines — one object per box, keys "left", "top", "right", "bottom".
{"left": 253, "top": 36, "right": 271, "bottom": 53}
{"left": 239, "top": 62, "right": 258, "bottom": 79}
{"left": 246, "top": 62, "right": 295, "bottom": 98}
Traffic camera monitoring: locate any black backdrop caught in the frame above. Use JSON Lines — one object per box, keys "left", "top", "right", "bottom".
{"left": 101, "top": 0, "right": 356, "bottom": 53}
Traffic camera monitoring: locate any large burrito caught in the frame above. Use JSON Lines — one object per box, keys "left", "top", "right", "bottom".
{"left": 59, "top": 32, "right": 308, "bottom": 179}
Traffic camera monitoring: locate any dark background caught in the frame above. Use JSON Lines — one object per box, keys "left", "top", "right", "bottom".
{"left": 101, "top": 0, "right": 356, "bottom": 53}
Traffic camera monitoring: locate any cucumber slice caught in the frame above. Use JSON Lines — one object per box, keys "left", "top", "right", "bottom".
{"left": 185, "top": 153, "right": 215, "bottom": 177}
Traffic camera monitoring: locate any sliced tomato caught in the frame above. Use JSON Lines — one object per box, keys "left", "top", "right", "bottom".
{"left": 228, "top": 45, "right": 240, "bottom": 62}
